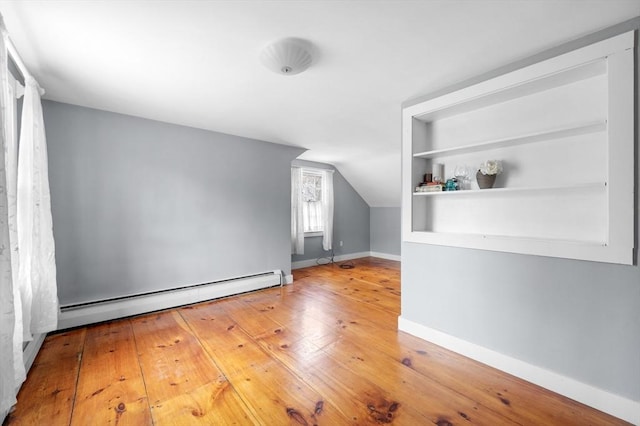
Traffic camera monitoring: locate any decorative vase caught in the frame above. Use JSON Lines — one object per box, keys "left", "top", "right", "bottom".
{"left": 476, "top": 171, "right": 496, "bottom": 189}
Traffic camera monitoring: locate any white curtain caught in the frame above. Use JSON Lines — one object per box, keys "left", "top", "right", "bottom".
{"left": 17, "top": 75, "right": 58, "bottom": 336}
{"left": 0, "top": 19, "right": 19, "bottom": 420}
{"left": 321, "top": 169, "right": 334, "bottom": 251}
{"left": 291, "top": 167, "right": 304, "bottom": 255}
{"left": 0, "top": 14, "right": 58, "bottom": 420}
{"left": 6, "top": 73, "right": 25, "bottom": 396}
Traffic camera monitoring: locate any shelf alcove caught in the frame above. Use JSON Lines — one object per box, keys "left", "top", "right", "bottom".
{"left": 402, "top": 31, "right": 635, "bottom": 264}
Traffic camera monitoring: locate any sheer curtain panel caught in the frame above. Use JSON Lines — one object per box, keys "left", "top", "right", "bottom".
{"left": 17, "top": 76, "right": 58, "bottom": 336}
{"left": 0, "top": 13, "right": 59, "bottom": 421}
{"left": 0, "top": 18, "right": 18, "bottom": 420}
{"left": 321, "top": 169, "right": 334, "bottom": 251}
{"left": 291, "top": 167, "right": 304, "bottom": 255}
{"left": 5, "top": 72, "right": 25, "bottom": 397}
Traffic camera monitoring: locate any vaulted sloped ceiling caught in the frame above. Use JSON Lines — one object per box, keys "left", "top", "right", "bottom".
{"left": 1, "top": 1, "right": 638, "bottom": 206}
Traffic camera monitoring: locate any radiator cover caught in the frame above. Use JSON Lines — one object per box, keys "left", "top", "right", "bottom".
{"left": 58, "top": 271, "right": 283, "bottom": 329}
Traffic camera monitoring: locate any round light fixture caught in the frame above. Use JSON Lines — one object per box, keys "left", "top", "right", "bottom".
{"left": 260, "top": 38, "right": 313, "bottom": 76}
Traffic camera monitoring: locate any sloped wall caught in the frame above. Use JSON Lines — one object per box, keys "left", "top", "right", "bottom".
{"left": 290, "top": 159, "right": 370, "bottom": 263}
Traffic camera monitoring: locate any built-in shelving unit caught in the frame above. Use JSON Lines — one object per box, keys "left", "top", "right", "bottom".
{"left": 402, "top": 31, "right": 635, "bottom": 264}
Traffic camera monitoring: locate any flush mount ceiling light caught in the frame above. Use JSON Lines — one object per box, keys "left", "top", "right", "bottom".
{"left": 260, "top": 38, "right": 314, "bottom": 76}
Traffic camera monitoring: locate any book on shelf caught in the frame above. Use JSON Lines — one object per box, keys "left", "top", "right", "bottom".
{"left": 415, "top": 184, "right": 443, "bottom": 193}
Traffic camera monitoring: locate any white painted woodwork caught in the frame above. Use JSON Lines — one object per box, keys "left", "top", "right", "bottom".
{"left": 402, "top": 31, "right": 635, "bottom": 264}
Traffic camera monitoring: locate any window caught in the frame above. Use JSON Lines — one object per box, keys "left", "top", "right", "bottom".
{"left": 301, "top": 170, "right": 323, "bottom": 234}
{"left": 291, "top": 166, "right": 334, "bottom": 255}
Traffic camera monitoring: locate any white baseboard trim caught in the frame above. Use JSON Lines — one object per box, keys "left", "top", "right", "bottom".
{"left": 23, "top": 333, "right": 45, "bottom": 372}
{"left": 369, "top": 251, "right": 401, "bottom": 261}
{"left": 398, "top": 316, "right": 639, "bottom": 425}
{"left": 285, "top": 274, "right": 294, "bottom": 284}
{"left": 292, "top": 251, "right": 401, "bottom": 270}
{"left": 59, "top": 272, "right": 282, "bottom": 330}
{"left": 291, "top": 251, "right": 370, "bottom": 269}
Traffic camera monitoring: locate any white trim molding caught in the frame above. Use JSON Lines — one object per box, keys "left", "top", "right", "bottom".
{"left": 291, "top": 251, "right": 401, "bottom": 270}
{"left": 369, "top": 251, "right": 401, "bottom": 261}
{"left": 23, "top": 333, "right": 46, "bottom": 372}
{"left": 292, "top": 251, "right": 370, "bottom": 269}
{"left": 398, "top": 316, "right": 640, "bottom": 425}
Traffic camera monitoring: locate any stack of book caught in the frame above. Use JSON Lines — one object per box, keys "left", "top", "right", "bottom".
{"left": 415, "top": 183, "right": 443, "bottom": 192}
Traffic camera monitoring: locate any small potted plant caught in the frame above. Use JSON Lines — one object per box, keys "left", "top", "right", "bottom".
{"left": 476, "top": 160, "right": 502, "bottom": 189}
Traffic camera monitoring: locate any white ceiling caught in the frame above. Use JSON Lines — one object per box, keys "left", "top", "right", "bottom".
{"left": 1, "top": 1, "right": 638, "bottom": 207}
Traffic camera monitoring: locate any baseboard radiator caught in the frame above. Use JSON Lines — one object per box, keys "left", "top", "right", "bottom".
{"left": 58, "top": 270, "right": 284, "bottom": 330}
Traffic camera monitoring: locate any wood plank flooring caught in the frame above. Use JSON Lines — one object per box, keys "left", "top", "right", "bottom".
{"left": 5, "top": 257, "right": 629, "bottom": 425}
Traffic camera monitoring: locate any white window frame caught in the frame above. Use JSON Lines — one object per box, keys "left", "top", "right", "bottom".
{"left": 301, "top": 168, "right": 325, "bottom": 237}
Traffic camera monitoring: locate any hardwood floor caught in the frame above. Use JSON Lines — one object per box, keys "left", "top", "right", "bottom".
{"left": 5, "top": 257, "right": 629, "bottom": 425}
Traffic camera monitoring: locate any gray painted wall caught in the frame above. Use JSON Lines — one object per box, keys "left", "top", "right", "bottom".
{"left": 44, "top": 101, "right": 303, "bottom": 306}
{"left": 370, "top": 207, "right": 401, "bottom": 256}
{"left": 401, "top": 18, "right": 640, "bottom": 401}
{"left": 291, "top": 160, "right": 370, "bottom": 262}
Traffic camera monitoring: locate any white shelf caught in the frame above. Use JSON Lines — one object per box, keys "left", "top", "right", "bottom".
{"left": 412, "top": 230, "right": 606, "bottom": 247}
{"left": 413, "top": 121, "right": 606, "bottom": 159}
{"left": 413, "top": 181, "right": 606, "bottom": 197}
